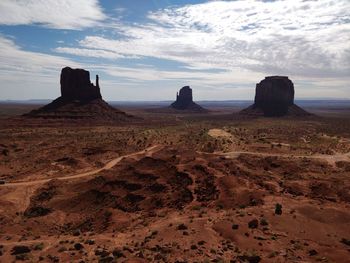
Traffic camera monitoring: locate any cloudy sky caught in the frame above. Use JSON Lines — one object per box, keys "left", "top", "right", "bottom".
{"left": 0, "top": 0, "right": 349, "bottom": 101}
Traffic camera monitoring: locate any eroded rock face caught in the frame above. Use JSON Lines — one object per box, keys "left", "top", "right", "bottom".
{"left": 24, "top": 67, "right": 132, "bottom": 121}
{"left": 60, "top": 67, "right": 101, "bottom": 101}
{"left": 241, "top": 76, "right": 309, "bottom": 117}
{"left": 170, "top": 86, "right": 206, "bottom": 112}
{"left": 174, "top": 86, "right": 193, "bottom": 108}
{"left": 255, "top": 76, "right": 294, "bottom": 116}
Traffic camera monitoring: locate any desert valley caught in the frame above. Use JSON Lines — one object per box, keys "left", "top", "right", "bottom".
{"left": 1, "top": 1, "right": 350, "bottom": 262}
{"left": 0, "top": 67, "right": 349, "bottom": 263}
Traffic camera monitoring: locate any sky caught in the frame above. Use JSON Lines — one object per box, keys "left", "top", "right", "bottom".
{"left": 0, "top": 0, "right": 349, "bottom": 101}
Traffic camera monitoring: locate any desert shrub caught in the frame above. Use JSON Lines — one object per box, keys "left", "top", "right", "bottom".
{"left": 177, "top": 223, "right": 188, "bottom": 230}
{"left": 33, "top": 243, "right": 44, "bottom": 251}
{"left": 232, "top": 224, "right": 239, "bottom": 230}
{"left": 11, "top": 245, "right": 31, "bottom": 255}
{"left": 15, "top": 254, "right": 30, "bottom": 261}
{"left": 341, "top": 238, "right": 350, "bottom": 246}
{"left": 74, "top": 243, "right": 84, "bottom": 251}
{"left": 248, "top": 219, "right": 259, "bottom": 229}
{"left": 275, "top": 203, "right": 282, "bottom": 215}
{"left": 260, "top": 218, "right": 269, "bottom": 226}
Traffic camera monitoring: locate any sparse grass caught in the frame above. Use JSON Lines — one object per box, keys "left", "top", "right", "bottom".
{"left": 33, "top": 243, "right": 44, "bottom": 251}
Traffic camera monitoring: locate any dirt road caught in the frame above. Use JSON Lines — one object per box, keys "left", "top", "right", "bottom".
{"left": 0, "top": 145, "right": 161, "bottom": 187}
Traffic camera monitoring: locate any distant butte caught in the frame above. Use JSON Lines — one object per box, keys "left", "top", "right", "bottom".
{"left": 240, "top": 76, "right": 310, "bottom": 117}
{"left": 25, "top": 67, "right": 132, "bottom": 121}
{"left": 170, "top": 86, "right": 207, "bottom": 112}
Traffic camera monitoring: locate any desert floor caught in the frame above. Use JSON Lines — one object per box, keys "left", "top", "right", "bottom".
{"left": 0, "top": 103, "right": 349, "bottom": 262}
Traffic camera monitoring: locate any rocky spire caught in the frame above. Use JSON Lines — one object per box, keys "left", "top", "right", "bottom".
{"left": 96, "top": 74, "right": 99, "bottom": 88}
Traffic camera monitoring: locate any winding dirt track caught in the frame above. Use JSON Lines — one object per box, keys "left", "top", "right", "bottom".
{"left": 1, "top": 145, "right": 349, "bottom": 188}
{"left": 0, "top": 145, "right": 161, "bottom": 188}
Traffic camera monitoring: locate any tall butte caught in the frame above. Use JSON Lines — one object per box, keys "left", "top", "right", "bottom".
{"left": 60, "top": 67, "right": 102, "bottom": 101}
{"left": 170, "top": 86, "right": 207, "bottom": 112}
{"left": 240, "top": 76, "right": 309, "bottom": 117}
{"left": 25, "top": 67, "right": 132, "bottom": 120}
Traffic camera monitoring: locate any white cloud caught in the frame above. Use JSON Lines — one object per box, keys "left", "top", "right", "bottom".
{"left": 0, "top": 36, "right": 79, "bottom": 76}
{"left": 0, "top": 33, "right": 260, "bottom": 100}
{"left": 94, "top": 64, "right": 259, "bottom": 85}
{"left": 1, "top": 0, "right": 350, "bottom": 100}
{"left": 0, "top": 0, "right": 106, "bottom": 29}
{"left": 57, "top": 0, "right": 350, "bottom": 80}
{"left": 55, "top": 47, "right": 124, "bottom": 59}
{"left": 0, "top": 32, "right": 348, "bottom": 100}
{"left": 0, "top": 36, "right": 80, "bottom": 99}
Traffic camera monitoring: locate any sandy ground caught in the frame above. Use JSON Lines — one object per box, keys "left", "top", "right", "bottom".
{"left": 208, "top": 129, "right": 234, "bottom": 139}
{"left": 0, "top": 108, "right": 350, "bottom": 262}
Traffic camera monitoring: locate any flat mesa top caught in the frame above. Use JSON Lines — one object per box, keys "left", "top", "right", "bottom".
{"left": 180, "top": 86, "right": 191, "bottom": 90}
{"left": 264, "top": 76, "right": 289, "bottom": 80}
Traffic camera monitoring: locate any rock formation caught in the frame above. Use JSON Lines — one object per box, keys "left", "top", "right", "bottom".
{"left": 25, "top": 67, "right": 132, "bottom": 121}
{"left": 60, "top": 67, "right": 101, "bottom": 101}
{"left": 240, "top": 76, "right": 309, "bottom": 117}
{"left": 170, "top": 86, "right": 207, "bottom": 112}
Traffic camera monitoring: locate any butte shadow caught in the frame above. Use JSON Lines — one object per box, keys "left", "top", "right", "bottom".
{"left": 24, "top": 67, "right": 133, "bottom": 121}
{"left": 240, "top": 76, "right": 310, "bottom": 117}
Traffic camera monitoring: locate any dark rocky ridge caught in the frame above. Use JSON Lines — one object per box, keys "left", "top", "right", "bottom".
{"left": 25, "top": 67, "right": 132, "bottom": 121}
{"left": 241, "top": 76, "right": 309, "bottom": 117}
{"left": 170, "top": 86, "right": 207, "bottom": 112}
